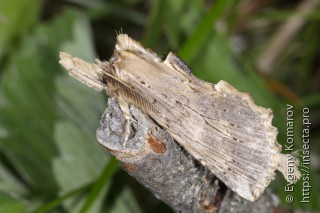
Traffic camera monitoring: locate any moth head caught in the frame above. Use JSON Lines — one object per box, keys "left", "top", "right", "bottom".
{"left": 115, "top": 34, "right": 162, "bottom": 63}
{"left": 59, "top": 52, "right": 107, "bottom": 91}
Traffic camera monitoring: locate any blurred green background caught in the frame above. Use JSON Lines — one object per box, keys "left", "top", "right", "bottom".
{"left": 0, "top": 0, "right": 319, "bottom": 212}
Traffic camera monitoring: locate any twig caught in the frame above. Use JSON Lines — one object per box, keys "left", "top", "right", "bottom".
{"left": 96, "top": 98, "right": 277, "bottom": 213}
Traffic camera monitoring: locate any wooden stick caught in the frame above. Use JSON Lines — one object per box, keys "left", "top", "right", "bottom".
{"left": 96, "top": 98, "right": 277, "bottom": 213}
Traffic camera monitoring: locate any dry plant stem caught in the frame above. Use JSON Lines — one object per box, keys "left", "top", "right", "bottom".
{"left": 257, "top": 0, "right": 320, "bottom": 74}
{"left": 96, "top": 98, "right": 277, "bottom": 213}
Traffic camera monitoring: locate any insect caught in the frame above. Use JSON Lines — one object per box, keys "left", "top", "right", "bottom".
{"left": 59, "top": 34, "right": 300, "bottom": 201}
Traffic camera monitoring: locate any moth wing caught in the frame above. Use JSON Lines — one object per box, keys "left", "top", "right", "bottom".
{"left": 95, "top": 34, "right": 301, "bottom": 201}
{"left": 110, "top": 36, "right": 301, "bottom": 201}
{"left": 169, "top": 80, "right": 300, "bottom": 201}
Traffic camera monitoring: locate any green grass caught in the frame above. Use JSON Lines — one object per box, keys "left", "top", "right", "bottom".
{"left": 0, "top": 0, "right": 319, "bottom": 212}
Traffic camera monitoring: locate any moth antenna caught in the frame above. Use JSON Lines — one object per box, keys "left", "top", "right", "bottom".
{"left": 102, "top": 74, "right": 158, "bottom": 115}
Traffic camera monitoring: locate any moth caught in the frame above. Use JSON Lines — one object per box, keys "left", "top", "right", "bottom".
{"left": 59, "top": 34, "right": 300, "bottom": 201}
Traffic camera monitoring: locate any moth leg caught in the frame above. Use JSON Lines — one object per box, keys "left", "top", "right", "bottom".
{"left": 117, "top": 97, "right": 134, "bottom": 147}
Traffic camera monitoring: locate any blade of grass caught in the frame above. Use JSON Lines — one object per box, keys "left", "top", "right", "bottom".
{"left": 33, "top": 158, "right": 118, "bottom": 213}
{"left": 33, "top": 184, "right": 91, "bottom": 213}
{"left": 80, "top": 157, "right": 119, "bottom": 213}
{"left": 142, "top": 0, "right": 166, "bottom": 47}
{"left": 179, "top": 0, "right": 234, "bottom": 62}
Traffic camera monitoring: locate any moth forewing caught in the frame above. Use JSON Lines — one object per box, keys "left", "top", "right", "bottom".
{"left": 59, "top": 34, "right": 301, "bottom": 202}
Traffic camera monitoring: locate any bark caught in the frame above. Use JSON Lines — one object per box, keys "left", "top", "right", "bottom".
{"left": 96, "top": 98, "right": 278, "bottom": 213}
